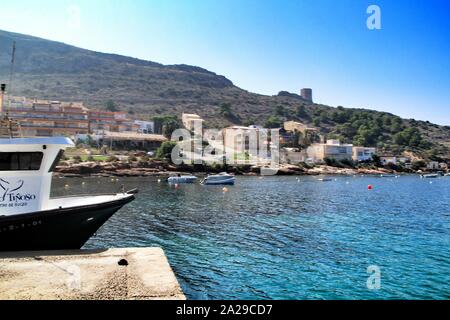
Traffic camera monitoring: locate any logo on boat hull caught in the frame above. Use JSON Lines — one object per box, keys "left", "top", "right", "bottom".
{"left": 0, "top": 178, "right": 36, "bottom": 204}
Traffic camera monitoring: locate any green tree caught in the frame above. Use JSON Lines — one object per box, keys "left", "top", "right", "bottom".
{"left": 265, "top": 116, "right": 282, "bottom": 128}
{"left": 153, "top": 115, "right": 179, "bottom": 135}
{"left": 220, "top": 103, "right": 233, "bottom": 117}
{"left": 219, "top": 103, "right": 241, "bottom": 123}
{"left": 319, "top": 111, "right": 329, "bottom": 124}
{"left": 299, "top": 130, "right": 321, "bottom": 149}
{"left": 105, "top": 100, "right": 118, "bottom": 112}
{"left": 296, "top": 105, "right": 308, "bottom": 118}
{"left": 242, "top": 118, "right": 255, "bottom": 127}
{"left": 312, "top": 117, "right": 320, "bottom": 127}
{"left": 394, "top": 127, "right": 423, "bottom": 147}
{"left": 274, "top": 105, "right": 286, "bottom": 117}
{"left": 163, "top": 120, "right": 179, "bottom": 138}
{"left": 155, "top": 141, "right": 177, "bottom": 160}
{"left": 371, "top": 154, "right": 381, "bottom": 166}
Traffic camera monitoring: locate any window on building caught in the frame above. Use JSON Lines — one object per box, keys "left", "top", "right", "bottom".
{"left": 0, "top": 152, "right": 44, "bottom": 171}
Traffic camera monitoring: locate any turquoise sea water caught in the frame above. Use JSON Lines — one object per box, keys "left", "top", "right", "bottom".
{"left": 53, "top": 175, "right": 450, "bottom": 299}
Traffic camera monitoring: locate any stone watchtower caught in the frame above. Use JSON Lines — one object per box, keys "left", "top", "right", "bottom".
{"left": 301, "top": 88, "right": 313, "bottom": 103}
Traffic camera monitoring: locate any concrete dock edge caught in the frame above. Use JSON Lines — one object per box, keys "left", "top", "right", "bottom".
{"left": 0, "top": 247, "right": 186, "bottom": 300}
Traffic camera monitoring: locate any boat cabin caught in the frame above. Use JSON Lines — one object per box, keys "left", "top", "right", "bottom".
{"left": 0, "top": 137, "right": 74, "bottom": 216}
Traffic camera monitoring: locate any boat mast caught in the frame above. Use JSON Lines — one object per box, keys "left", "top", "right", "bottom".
{"left": 0, "top": 84, "right": 4, "bottom": 115}
{"left": 0, "top": 41, "right": 21, "bottom": 138}
{"left": 7, "top": 41, "right": 16, "bottom": 117}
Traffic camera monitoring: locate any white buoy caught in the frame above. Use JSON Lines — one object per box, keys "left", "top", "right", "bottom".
{"left": 223, "top": 187, "right": 229, "bottom": 193}
{"left": 157, "top": 179, "right": 161, "bottom": 183}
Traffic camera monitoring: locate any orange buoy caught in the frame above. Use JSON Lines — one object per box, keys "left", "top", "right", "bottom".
{"left": 368, "top": 185, "right": 373, "bottom": 190}
{"left": 223, "top": 187, "right": 229, "bottom": 193}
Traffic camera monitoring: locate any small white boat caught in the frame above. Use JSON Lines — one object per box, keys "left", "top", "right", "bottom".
{"left": 201, "top": 172, "right": 235, "bottom": 185}
{"left": 167, "top": 175, "right": 198, "bottom": 184}
{"left": 380, "top": 174, "right": 396, "bottom": 178}
{"left": 317, "top": 178, "right": 332, "bottom": 182}
{"left": 421, "top": 174, "right": 439, "bottom": 179}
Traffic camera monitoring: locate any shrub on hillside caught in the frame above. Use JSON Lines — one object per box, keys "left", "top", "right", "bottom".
{"left": 106, "top": 156, "right": 119, "bottom": 162}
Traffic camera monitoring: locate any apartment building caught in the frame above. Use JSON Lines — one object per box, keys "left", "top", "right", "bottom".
{"left": 1, "top": 96, "right": 140, "bottom": 137}
{"left": 352, "top": 146, "right": 377, "bottom": 162}
{"left": 4, "top": 97, "right": 89, "bottom": 137}
{"left": 306, "top": 140, "right": 353, "bottom": 162}
{"left": 88, "top": 110, "right": 139, "bottom": 133}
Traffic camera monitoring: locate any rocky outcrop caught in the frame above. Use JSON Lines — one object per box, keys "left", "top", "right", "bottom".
{"left": 55, "top": 161, "right": 395, "bottom": 177}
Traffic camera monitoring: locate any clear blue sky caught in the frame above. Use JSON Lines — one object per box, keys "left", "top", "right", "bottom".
{"left": 1, "top": 0, "right": 449, "bottom": 124}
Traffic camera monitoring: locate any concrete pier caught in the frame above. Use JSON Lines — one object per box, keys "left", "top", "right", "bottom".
{"left": 0, "top": 247, "right": 185, "bottom": 300}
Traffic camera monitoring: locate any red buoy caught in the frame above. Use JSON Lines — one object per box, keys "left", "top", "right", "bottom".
{"left": 368, "top": 185, "right": 373, "bottom": 190}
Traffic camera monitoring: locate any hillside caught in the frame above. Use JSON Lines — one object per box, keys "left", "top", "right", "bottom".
{"left": 0, "top": 29, "right": 449, "bottom": 160}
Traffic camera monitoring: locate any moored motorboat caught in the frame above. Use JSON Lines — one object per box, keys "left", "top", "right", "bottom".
{"left": 201, "top": 172, "right": 235, "bottom": 185}
{"left": 0, "top": 137, "right": 136, "bottom": 251}
{"left": 167, "top": 175, "right": 198, "bottom": 184}
{"left": 421, "top": 173, "right": 439, "bottom": 179}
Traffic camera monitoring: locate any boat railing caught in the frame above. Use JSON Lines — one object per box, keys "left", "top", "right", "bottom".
{"left": 50, "top": 187, "right": 139, "bottom": 199}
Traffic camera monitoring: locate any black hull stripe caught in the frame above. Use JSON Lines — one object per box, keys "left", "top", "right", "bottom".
{"left": 0, "top": 195, "right": 135, "bottom": 251}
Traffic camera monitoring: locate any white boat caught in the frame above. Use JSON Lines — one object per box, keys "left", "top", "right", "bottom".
{"left": 0, "top": 136, "right": 136, "bottom": 251}
{"left": 167, "top": 175, "right": 198, "bottom": 184}
{"left": 317, "top": 178, "right": 333, "bottom": 182}
{"left": 201, "top": 172, "right": 235, "bottom": 185}
{"left": 380, "top": 174, "right": 396, "bottom": 178}
{"left": 421, "top": 173, "right": 439, "bottom": 179}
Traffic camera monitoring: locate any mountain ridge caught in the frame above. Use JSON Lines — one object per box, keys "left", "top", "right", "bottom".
{"left": 0, "top": 29, "right": 449, "bottom": 159}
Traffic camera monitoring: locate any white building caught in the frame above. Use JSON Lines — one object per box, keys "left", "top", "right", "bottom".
{"left": 352, "top": 147, "right": 376, "bottom": 162}
{"left": 182, "top": 113, "right": 204, "bottom": 131}
{"left": 280, "top": 148, "right": 307, "bottom": 164}
{"left": 427, "top": 161, "right": 440, "bottom": 170}
{"left": 306, "top": 140, "right": 353, "bottom": 163}
{"left": 380, "top": 156, "right": 397, "bottom": 166}
{"left": 134, "top": 120, "right": 155, "bottom": 134}
{"left": 222, "top": 126, "right": 261, "bottom": 157}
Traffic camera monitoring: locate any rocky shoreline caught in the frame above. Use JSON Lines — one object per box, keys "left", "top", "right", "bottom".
{"left": 54, "top": 161, "right": 397, "bottom": 178}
